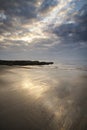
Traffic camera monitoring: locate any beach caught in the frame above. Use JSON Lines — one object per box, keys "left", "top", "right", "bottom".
{"left": 0, "top": 65, "right": 87, "bottom": 130}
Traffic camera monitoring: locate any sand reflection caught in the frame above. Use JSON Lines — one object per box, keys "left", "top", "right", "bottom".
{"left": 0, "top": 66, "right": 87, "bottom": 130}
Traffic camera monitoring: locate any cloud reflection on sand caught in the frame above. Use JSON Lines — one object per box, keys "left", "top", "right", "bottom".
{"left": 0, "top": 66, "right": 87, "bottom": 129}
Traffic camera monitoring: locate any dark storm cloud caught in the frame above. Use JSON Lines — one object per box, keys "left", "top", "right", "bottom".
{"left": 75, "top": 4, "right": 87, "bottom": 23}
{"left": 0, "top": 0, "right": 39, "bottom": 50}
{"left": 0, "top": 0, "right": 37, "bottom": 24}
{"left": 40, "top": 0, "right": 58, "bottom": 12}
{"left": 53, "top": 4, "right": 87, "bottom": 43}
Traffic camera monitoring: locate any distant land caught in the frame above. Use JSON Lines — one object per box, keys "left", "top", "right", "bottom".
{"left": 0, "top": 60, "right": 54, "bottom": 66}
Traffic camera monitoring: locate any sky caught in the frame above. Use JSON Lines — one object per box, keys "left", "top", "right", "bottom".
{"left": 0, "top": 0, "right": 87, "bottom": 64}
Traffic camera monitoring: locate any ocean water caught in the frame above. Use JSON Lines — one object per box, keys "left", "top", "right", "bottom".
{"left": 0, "top": 64, "right": 87, "bottom": 130}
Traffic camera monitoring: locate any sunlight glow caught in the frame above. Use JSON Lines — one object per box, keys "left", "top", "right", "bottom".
{"left": 22, "top": 77, "right": 48, "bottom": 99}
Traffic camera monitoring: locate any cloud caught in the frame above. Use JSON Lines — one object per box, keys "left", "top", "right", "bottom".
{"left": 40, "top": 0, "right": 58, "bottom": 13}
{"left": 53, "top": 3, "right": 87, "bottom": 43}
{"left": 0, "top": 0, "right": 87, "bottom": 61}
{"left": 0, "top": 0, "right": 37, "bottom": 25}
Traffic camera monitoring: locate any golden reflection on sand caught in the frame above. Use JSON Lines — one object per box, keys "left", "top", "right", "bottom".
{"left": 22, "top": 77, "right": 48, "bottom": 99}
{"left": 14, "top": 68, "right": 66, "bottom": 122}
{"left": 0, "top": 66, "right": 87, "bottom": 130}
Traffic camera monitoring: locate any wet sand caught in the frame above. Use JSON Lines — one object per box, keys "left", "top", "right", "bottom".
{"left": 0, "top": 65, "right": 87, "bottom": 130}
